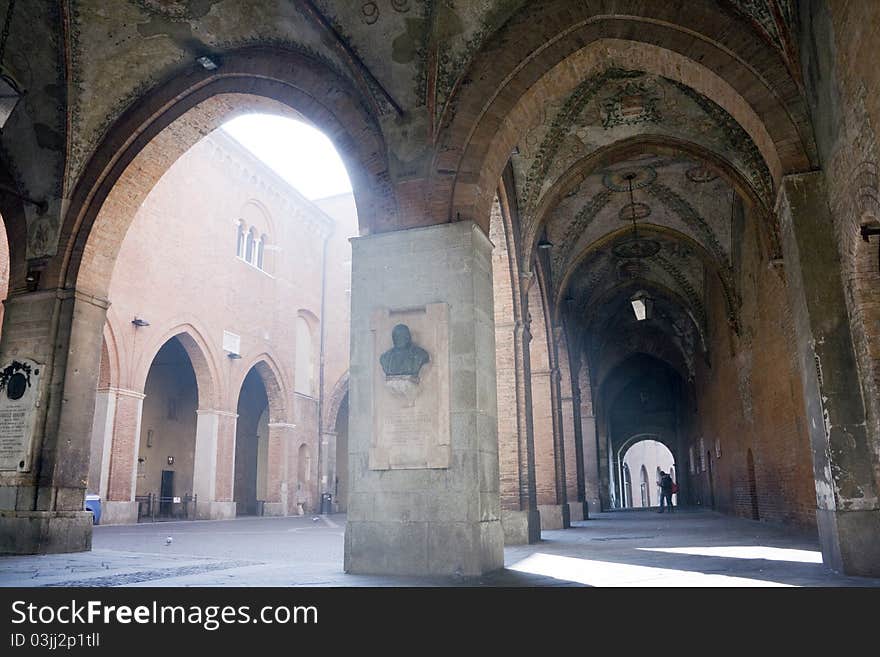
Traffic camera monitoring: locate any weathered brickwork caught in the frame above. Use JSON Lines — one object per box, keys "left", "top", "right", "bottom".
{"left": 804, "top": 1, "right": 880, "bottom": 483}
{"left": 688, "top": 209, "right": 815, "bottom": 529}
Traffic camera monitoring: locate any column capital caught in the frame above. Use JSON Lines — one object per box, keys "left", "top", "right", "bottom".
{"left": 197, "top": 409, "right": 239, "bottom": 418}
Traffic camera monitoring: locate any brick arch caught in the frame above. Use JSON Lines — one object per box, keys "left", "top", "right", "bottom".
{"left": 525, "top": 135, "right": 776, "bottom": 271}
{"left": 98, "top": 321, "right": 121, "bottom": 390}
{"left": 323, "top": 371, "right": 349, "bottom": 431}
{"left": 618, "top": 434, "right": 677, "bottom": 470}
{"left": 430, "top": 21, "right": 813, "bottom": 233}
{"left": 556, "top": 223, "right": 737, "bottom": 333}
{"left": 585, "top": 277, "right": 708, "bottom": 357}
{"left": 135, "top": 324, "right": 221, "bottom": 410}
{"left": 596, "top": 330, "right": 693, "bottom": 394}
{"left": 55, "top": 46, "right": 394, "bottom": 299}
{"left": 235, "top": 354, "right": 289, "bottom": 425}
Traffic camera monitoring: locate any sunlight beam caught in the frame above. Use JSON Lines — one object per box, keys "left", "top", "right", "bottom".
{"left": 508, "top": 553, "right": 796, "bottom": 587}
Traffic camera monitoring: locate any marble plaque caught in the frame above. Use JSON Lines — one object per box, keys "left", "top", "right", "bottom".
{"left": 0, "top": 359, "right": 42, "bottom": 472}
{"left": 370, "top": 303, "right": 450, "bottom": 470}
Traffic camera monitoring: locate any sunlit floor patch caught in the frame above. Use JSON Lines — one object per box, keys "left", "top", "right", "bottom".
{"left": 508, "top": 553, "right": 795, "bottom": 587}
{"left": 637, "top": 546, "right": 823, "bottom": 563}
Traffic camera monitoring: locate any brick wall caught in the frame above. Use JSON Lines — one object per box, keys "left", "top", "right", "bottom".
{"left": 801, "top": 0, "right": 880, "bottom": 482}
{"left": 688, "top": 207, "right": 815, "bottom": 528}
{"left": 91, "top": 126, "right": 355, "bottom": 514}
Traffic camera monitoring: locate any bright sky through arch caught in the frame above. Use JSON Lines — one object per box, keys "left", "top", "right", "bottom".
{"left": 222, "top": 114, "right": 352, "bottom": 200}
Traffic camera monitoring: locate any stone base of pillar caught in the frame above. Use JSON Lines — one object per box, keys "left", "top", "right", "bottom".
{"left": 101, "top": 501, "right": 138, "bottom": 525}
{"left": 0, "top": 511, "right": 92, "bottom": 554}
{"left": 538, "top": 504, "right": 571, "bottom": 530}
{"left": 195, "top": 501, "right": 236, "bottom": 521}
{"left": 345, "top": 519, "right": 503, "bottom": 576}
{"left": 501, "top": 509, "right": 540, "bottom": 545}
{"left": 817, "top": 508, "right": 880, "bottom": 577}
{"left": 262, "top": 502, "right": 287, "bottom": 517}
{"left": 567, "top": 501, "right": 588, "bottom": 522}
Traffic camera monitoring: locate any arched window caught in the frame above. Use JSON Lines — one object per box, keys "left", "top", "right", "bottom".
{"left": 245, "top": 227, "right": 256, "bottom": 263}
{"left": 295, "top": 316, "right": 313, "bottom": 395}
{"left": 257, "top": 234, "right": 266, "bottom": 270}
{"left": 236, "top": 221, "right": 245, "bottom": 258}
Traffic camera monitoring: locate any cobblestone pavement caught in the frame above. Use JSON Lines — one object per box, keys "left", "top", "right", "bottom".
{"left": 1, "top": 509, "right": 879, "bottom": 587}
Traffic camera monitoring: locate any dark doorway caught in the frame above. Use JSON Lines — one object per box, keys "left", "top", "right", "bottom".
{"left": 234, "top": 367, "right": 269, "bottom": 516}
{"left": 160, "top": 470, "right": 174, "bottom": 516}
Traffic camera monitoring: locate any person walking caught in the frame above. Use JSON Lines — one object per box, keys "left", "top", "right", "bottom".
{"left": 657, "top": 470, "right": 674, "bottom": 513}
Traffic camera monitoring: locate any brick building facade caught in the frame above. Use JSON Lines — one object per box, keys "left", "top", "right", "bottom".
{"left": 85, "top": 129, "right": 356, "bottom": 523}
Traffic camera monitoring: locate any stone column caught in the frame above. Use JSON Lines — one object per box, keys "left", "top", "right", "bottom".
{"left": 0, "top": 289, "right": 100, "bottom": 552}
{"left": 192, "top": 410, "right": 237, "bottom": 520}
{"left": 321, "top": 430, "right": 337, "bottom": 510}
{"left": 777, "top": 171, "right": 880, "bottom": 576}
{"left": 548, "top": 361, "right": 571, "bottom": 527}
{"left": 103, "top": 389, "right": 145, "bottom": 525}
{"left": 344, "top": 221, "right": 504, "bottom": 576}
{"left": 577, "top": 361, "right": 600, "bottom": 512}
{"left": 264, "top": 422, "right": 293, "bottom": 516}
{"left": 595, "top": 404, "right": 612, "bottom": 511}
{"left": 88, "top": 388, "right": 117, "bottom": 498}
{"left": 512, "top": 314, "right": 541, "bottom": 543}
{"left": 214, "top": 411, "right": 237, "bottom": 504}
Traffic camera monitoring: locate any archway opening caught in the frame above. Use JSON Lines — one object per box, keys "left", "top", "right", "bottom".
{"left": 622, "top": 438, "right": 675, "bottom": 509}
{"left": 234, "top": 367, "right": 269, "bottom": 517}
{"left": 137, "top": 336, "right": 199, "bottom": 520}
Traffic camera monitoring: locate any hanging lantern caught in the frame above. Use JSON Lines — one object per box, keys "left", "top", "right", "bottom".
{"left": 630, "top": 290, "right": 653, "bottom": 321}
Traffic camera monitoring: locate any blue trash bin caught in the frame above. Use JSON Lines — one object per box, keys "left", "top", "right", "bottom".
{"left": 85, "top": 494, "right": 101, "bottom": 525}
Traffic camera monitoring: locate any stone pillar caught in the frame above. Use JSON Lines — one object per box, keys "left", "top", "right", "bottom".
{"left": 777, "top": 171, "right": 880, "bottom": 576}
{"left": 595, "top": 404, "right": 612, "bottom": 511}
{"left": 321, "top": 430, "right": 337, "bottom": 510}
{"left": 344, "top": 221, "right": 504, "bottom": 576}
{"left": 192, "top": 410, "right": 237, "bottom": 520}
{"left": 88, "top": 388, "right": 117, "bottom": 498}
{"left": 564, "top": 387, "right": 585, "bottom": 522}
{"left": 264, "top": 422, "right": 293, "bottom": 516}
{"left": 548, "top": 362, "right": 571, "bottom": 527}
{"left": 511, "top": 314, "right": 541, "bottom": 544}
{"left": 554, "top": 326, "right": 581, "bottom": 522}
{"left": 214, "top": 411, "right": 237, "bottom": 504}
{"left": 577, "top": 361, "right": 600, "bottom": 513}
{"left": 103, "top": 389, "right": 145, "bottom": 525}
{"left": 0, "top": 289, "right": 99, "bottom": 553}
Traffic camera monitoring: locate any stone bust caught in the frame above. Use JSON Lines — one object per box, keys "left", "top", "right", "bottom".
{"left": 380, "top": 324, "right": 429, "bottom": 378}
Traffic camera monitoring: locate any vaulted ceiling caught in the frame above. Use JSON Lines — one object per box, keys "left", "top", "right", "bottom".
{"left": 0, "top": 0, "right": 809, "bottom": 379}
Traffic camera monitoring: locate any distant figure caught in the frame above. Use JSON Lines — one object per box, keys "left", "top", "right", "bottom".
{"left": 657, "top": 470, "right": 674, "bottom": 513}
{"left": 380, "top": 324, "right": 429, "bottom": 378}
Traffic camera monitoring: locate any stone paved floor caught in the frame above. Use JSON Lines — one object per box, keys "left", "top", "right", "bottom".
{"left": 1, "top": 508, "right": 878, "bottom": 587}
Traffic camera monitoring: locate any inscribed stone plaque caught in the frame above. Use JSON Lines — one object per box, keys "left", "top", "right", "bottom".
{"left": 0, "top": 358, "right": 42, "bottom": 472}
{"left": 370, "top": 304, "right": 450, "bottom": 470}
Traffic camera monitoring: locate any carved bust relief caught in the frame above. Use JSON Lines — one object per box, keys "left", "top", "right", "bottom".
{"left": 379, "top": 324, "right": 429, "bottom": 379}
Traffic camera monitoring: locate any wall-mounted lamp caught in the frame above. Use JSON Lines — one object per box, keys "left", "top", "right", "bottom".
{"left": 196, "top": 55, "right": 218, "bottom": 70}
{"left": 132, "top": 318, "right": 150, "bottom": 327}
{"left": 537, "top": 238, "right": 553, "bottom": 249}
{"left": 630, "top": 290, "right": 653, "bottom": 321}
{"left": 167, "top": 456, "right": 174, "bottom": 466}
{"left": 227, "top": 352, "right": 242, "bottom": 359}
